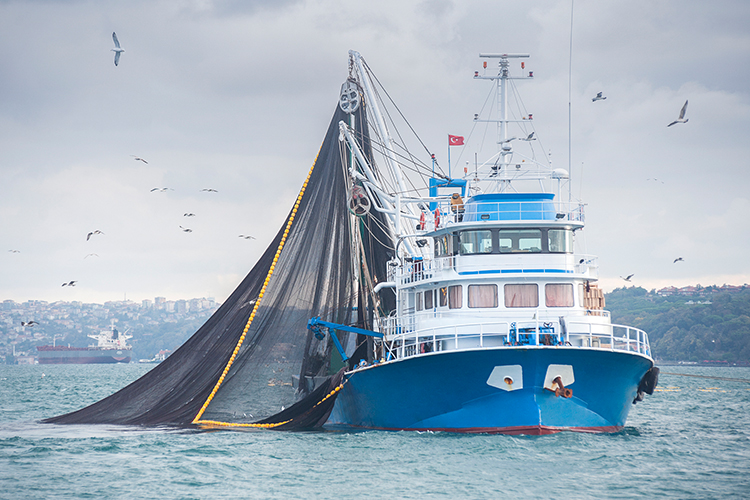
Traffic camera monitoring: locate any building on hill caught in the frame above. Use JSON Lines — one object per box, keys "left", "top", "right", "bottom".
{"left": 657, "top": 284, "right": 747, "bottom": 297}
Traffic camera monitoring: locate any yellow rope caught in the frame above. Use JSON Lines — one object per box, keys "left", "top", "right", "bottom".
{"left": 195, "top": 383, "right": 344, "bottom": 430}
{"left": 192, "top": 151, "right": 320, "bottom": 425}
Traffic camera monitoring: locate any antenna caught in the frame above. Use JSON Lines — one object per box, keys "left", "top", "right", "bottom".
{"left": 568, "top": 0, "right": 574, "bottom": 204}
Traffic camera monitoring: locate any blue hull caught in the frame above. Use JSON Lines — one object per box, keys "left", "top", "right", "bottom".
{"left": 327, "top": 347, "right": 653, "bottom": 435}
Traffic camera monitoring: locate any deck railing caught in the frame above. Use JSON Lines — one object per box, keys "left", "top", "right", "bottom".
{"left": 426, "top": 200, "right": 586, "bottom": 230}
{"left": 376, "top": 316, "right": 651, "bottom": 361}
{"left": 392, "top": 254, "right": 599, "bottom": 284}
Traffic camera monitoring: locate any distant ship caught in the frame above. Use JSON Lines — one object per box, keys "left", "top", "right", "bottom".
{"left": 36, "top": 327, "right": 132, "bottom": 364}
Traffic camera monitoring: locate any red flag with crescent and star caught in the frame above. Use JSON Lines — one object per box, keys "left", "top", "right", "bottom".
{"left": 448, "top": 135, "right": 464, "bottom": 146}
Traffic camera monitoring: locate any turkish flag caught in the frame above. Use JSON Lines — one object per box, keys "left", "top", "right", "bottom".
{"left": 448, "top": 135, "right": 465, "bottom": 146}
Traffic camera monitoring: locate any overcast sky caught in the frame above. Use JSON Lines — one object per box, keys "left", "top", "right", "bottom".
{"left": 1, "top": 0, "right": 749, "bottom": 304}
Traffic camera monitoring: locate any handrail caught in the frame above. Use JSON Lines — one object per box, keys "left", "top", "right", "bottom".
{"left": 375, "top": 317, "right": 651, "bottom": 362}
{"left": 392, "top": 254, "right": 600, "bottom": 283}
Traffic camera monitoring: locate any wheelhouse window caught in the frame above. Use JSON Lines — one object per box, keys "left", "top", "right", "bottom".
{"left": 416, "top": 291, "right": 423, "bottom": 311}
{"left": 468, "top": 284, "right": 498, "bottom": 308}
{"left": 548, "top": 229, "right": 573, "bottom": 253}
{"left": 448, "top": 285, "right": 462, "bottom": 309}
{"left": 498, "top": 229, "right": 542, "bottom": 253}
{"left": 460, "top": 230, "right": 493, "bottom": 255}
{"left": 435, "top": 235, "right": 450, "bottom": 257}
{"left": 504, "top": 284, "right": 539, "bottom": 308}
{"left": 439, "top": 287, "right": 448, "bottom": 307}
{"left": 424, "top": 289, "right": 434, "bottom": 309}
{"left": 545, "top": 283, "right": 574, "bottom": 307}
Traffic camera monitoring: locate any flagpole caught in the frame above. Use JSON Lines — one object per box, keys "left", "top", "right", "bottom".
{"left": 448, "top": 135, "right": 451, "bottom": 179}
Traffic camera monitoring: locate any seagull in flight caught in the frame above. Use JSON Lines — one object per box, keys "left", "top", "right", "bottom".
{"left": 8, "top": 249, "right": 20, "bottom": 253}
{"left": 131, "top": 155, "right": 148, "bottom": 164}
{"left": 111, "top": 32, "right": 125, "bottom": 66}
{"left": 592, "top": 92, "right": 607, "bottom": 102}
{"left": 239, "top": 234, "right": 256, "bottom": 240}
{"left": 179, "top": 226, "right": 193, "bottom": 232}
{"left": 184, "top": 213, "right": 196, "bottom": 217}
{"left": 519, "top": 132, "right": 536, "bottom": 141}
{"left": 62, "top": 281, "right": 77, "bottom": 287}
{"left": 21, "top": 321, "right": 38, "bottom": 327}
{"left": 86, "top": 230, "right": 104, "bottom": 241}
{"left": 84, "top": 253, "right": 99, "bottom": 259}
{"left": 150, "top": 187, "right": 171, "bottom": 192}
{"left": 620, "top": 274, "right": 634, "bottom": 282}
{"left": 668, "top": 100, "right": 689, "bottom": 127}
{"left": 673, "top": 257, "right": 684, "bottom": 263}
{"left": 200, "top": 188, "right": 218, "bottom": 193}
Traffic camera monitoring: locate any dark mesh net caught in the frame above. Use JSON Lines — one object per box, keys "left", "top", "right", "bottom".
{"left": 44, "top": 99, "right": 391, "bottom": 428}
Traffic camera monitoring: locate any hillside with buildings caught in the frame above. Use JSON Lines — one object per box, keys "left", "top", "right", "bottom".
{"left": 2, "top": 297, "right": 219, "bottom": 364}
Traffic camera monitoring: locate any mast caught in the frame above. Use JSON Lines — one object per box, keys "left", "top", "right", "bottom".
{"left": 475, "top": 53, "right": 530, "bottom": 190}
{"left": 345, "top": 50, "right": 418, "bottom": 257}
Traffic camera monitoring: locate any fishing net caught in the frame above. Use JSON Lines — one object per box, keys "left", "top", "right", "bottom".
{"left": 44, "top": 97, "right": 394, "bottom": 428}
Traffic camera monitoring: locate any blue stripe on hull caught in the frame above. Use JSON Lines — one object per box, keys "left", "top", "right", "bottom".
{"left": 326, "top": 347, "right": 653, "bottom": 434}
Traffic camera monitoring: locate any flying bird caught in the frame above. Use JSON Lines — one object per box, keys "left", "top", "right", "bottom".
{"left": 668, "top": 100, "right": 689, "bottom": 127}
{"left": 62, "top": 281, "right": 77, "bottom": 287}
{"left": 520, "top": 132, "right": 536, "bottom": 141}
{"left": 592, "top": 92, "right": 607, "bottom": 102}
{"left": 8, "top": 250, "right": 20, "bottom": 253}
{"left": 620, "top": 274, "right": 634, "bottom": 282}
{"left": 111, "top": 32, "right": 125, "bottom": 66}
{"left": 200, "top": 188, "right": 218, "bottom": 193}
{"left": 239, "top": 235, "right": 256, "bottom": 240}
{"left": 21, "top": 321, "right": 38, "bottom": 327}
{"left": 184, "top": 213, "right": 196, "bottom": 217}
{"left": 673, "top": 257, "right": 684, "bottom": 263}
{"left": 84, "top": 253, "right": 99, "bottom": 259}
{"left": 86, "top": 230, "right": 104, "bottom": 241}
{"left": 150, "top": 187, "right": 171, "bottom": 192}
{"left": 179, "top": 226, "right": 193, "bottom": 232}
{"left": 130, "top": 155, "right": 148, "bottom": 164}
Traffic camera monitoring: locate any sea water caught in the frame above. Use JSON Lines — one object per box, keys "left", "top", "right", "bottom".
{"left": 1, "top": 364, "right": 748, "bottom": 499}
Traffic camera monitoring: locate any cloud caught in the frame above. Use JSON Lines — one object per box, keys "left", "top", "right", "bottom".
{"left": 1, "top": 0, "right": 749, "bottom": 303}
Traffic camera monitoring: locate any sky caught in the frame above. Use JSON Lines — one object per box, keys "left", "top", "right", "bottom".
{"left": 1, "top": 0, "right": 749, "bottom": 304}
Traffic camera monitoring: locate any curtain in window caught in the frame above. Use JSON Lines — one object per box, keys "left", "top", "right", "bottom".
{"left": 504, "top": 284, "right": 539, "bottom": 307}
{"left": 449, "top": 285, "right": 462, "bottom": 309}
{"left": 546, "top": 283, "right": 574, "bottom": 307}
{"left": 468, "top": 284, "right": 498, "bottom": 308}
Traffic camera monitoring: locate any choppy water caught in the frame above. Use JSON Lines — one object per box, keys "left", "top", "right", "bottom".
{"left": 1, "top": 364, "right": 749, "bottom": 499}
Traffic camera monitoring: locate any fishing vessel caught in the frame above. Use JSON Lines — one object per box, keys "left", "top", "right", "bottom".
{"left": 43, "top": 51, "right": 657, "bottom": 432}
{"left": 37, "top": 326, "right": 132, "bottom": 364}
{"left": 314, "top": 51, "right": 658, "bottom": 434}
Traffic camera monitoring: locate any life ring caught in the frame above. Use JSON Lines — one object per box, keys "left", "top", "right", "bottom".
{"left": 419, "top": 212, "right": 426, "bottom": 230}
{"left": 434, "top": 208, "right": 440, "bottom": 229}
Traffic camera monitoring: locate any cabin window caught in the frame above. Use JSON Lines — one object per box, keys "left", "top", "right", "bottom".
{"left": 504, "top": 284, "right": 539, "bottom": 308}
{"left": 424, "top": 289, "right": 434, "bottom": 309}
{"left": 439, "top": 287, "right": 448, "bottom": 307}
{"left": 449, "top": 285, "right": 462, "bottom": 309}
{"left": 548, "top": 229, "right": 573, "bottom": 253}
{"left": 460, "top": 230, "right": 493, "bottom": 255}
{"left": 435, "top": 235, "right": 450, "bottom": 257}
{"left": 468, "top": 284, "right": 498, "bottom": 308}
{"left": 545, "top": 283, "right": 574, "bottom": 307}
{"left": 498, "top": 229, "right": 542, "bottom": 253}
{"left": 416, "top": 291, "right": 423, "bottom": 311}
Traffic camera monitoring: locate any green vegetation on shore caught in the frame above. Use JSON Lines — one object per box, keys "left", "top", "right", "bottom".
{"left": 606, "top": 287, "right": 750, "bottom": 364}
